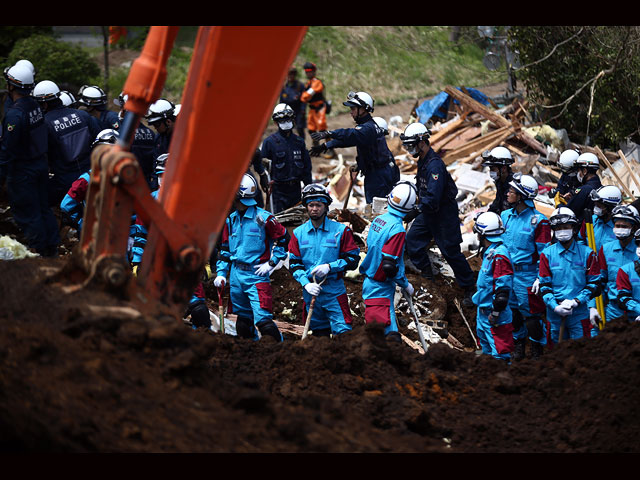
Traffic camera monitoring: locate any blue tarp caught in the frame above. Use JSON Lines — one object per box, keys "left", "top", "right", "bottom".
{"left": 415, "top": 87, "right": 491, "bottom": 124}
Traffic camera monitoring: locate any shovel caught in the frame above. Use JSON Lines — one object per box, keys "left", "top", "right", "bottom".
{"left": 402, "top": 289, "right": 429, "bottom": 353}
{"left": 217, "top": 286, "right": 225, "bottom": 335}
{"left": 301, "top": 274, "right": 326, "bottom": 341}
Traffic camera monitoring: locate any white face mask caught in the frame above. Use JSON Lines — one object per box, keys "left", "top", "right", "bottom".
{"left": 614, "top": 227, "right": 632, "bottom": 239}
{"left": 554, "top": 229, "right": 573, "bottom": 242}
{"left": 576, "top": 171, "right": 585, "bottom": 183}
{"left": 636, "top": 246, "right": 640, "bottom": 258}
{"left": 407, "top": 145, "right": 420, "bottom": 158}
{"left": 278, "top": 121, "right": 293, "bottom": 131}
{"left": 489, "top": 171, "right": 500, "bottom": 182}
{"left": 593, "top": 206, "right": 604, "bottom": 217}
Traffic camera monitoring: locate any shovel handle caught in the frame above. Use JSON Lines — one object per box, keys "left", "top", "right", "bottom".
{"left": 301, "top": 273, "right": 325, "bottom": 341}
{"left": 217, "top": 286, "right": 225, "bottom": 335}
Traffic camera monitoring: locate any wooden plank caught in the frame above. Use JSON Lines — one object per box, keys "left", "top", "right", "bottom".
{"left": 433, "top": 124, "right": 481, "bottom": 153}
{"left": 442, "top": 126, "right": 513, "bottom": 165}
{"left": 444, "top": 86, "right": 547, "bottom": 155}
{"left": 593, "top": 146, "right": 636, "bottom": 200}
{"left": 618, "top": 150, "right": 640, "bottom": 194}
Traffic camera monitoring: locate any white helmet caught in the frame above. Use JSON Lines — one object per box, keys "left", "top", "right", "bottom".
{"left": 59, "top": 90, "right": 76, "bottom": 107}
{"left": 559, "top": 149, "right": 580, "bottom": 172}
{"left": 550, "top": 206, "right": 579, "bottom": 228}
{"left": 590, "top": 185, "right": 622, "bottom": 208}
{"left": 473, "top": 211, "right": 506, "bottom": 238}
{"left": 302, "top": 183, "right": 332, "bottom": 205}
{"left": 482, "top": 146, "right": 514, "bottom": 167}
{"left": 508, "top": 173, "right": 539, "bottom": 200}
{"left": 575, "top": 152, "right": 600, "bottom": 170}
{"left": 373, "top": 116, "right": 388, "bottom": 135}
{"left": 32, "top": 80, "right": 60, "bottom": 102}
{"left": 343, "top": 91, "right": 374, "bottom": 112}
{"left": 114, "top": 91, "right": 128, "bottom": 108}
{"left": 91, "top": 129, "right": 120, "bottom": 149}
{"left": 14, "top": 59, "right": 35, "bottom": 76}
{"left": 174, "top": 104, "right": 181, "bottom": 116}
{"left": 77, "top": 85, "right": 107, "bottom": 107}
{"left": 611, "top": 204, "right": 640, "bottom": 226}
{"left": 3, "top": 64, "right": 35, "bottom": 90}
{"left": 237, "top": 174, "right": 258, "bottom": 206}
{"left": 272, "top": 103, "right": 294, "bottom": 122}
{"left": 145, "top": 98, "right": 176, "bottom": 123}
{"left": 401, "top": 122, "right": 431, "bottom": 146}
{"left": 387, "top": 180, "right": 417, "bottom": 213}
{"left": 155, "top": 153, "right": 169, "bottom": 177}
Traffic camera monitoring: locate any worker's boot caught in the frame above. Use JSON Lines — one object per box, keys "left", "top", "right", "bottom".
{"left": 385, "top": 331, "right": 402, "bottom": 343}
{"left": 530, "top": 341, "right": 543, "bottom": 359}
{"left": 462, "top": 286, "right": 476, "bottom": 308}
{"left": 512, "top": 338, "right": 526, "bottom": 361}
{"left": 236, "top": 316, "right": 258, "bottom": 340}
{"left": 257, "top": 319, "right": 283, "bottom": 342}
{"left": 311, "top": 328, "right": 331, "bottom": 338}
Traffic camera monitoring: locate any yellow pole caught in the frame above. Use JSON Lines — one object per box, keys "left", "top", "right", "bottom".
{"left": 585, "top": 219, "right": 606, "bottom": 330}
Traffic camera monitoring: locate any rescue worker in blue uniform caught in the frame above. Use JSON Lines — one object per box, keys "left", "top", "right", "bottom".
{"left": 500, "top": 173, "right": 551, "bottom": 360}
{"left": 129, "top": 153, "right": 167, "bottom": 267}
{"left": 471, "top": 211, "right": 515, "bottom": 361}
{"left": 553, "top": 148, "right": 581, "bottom": 207}
{"left": 400, "top": 122, "right": 476, "bottom": 305}
{"left": 0, "top": 65, "right": 59, "bottom": 256}
{"left": 538, "top": 207, "right": 601, "bottom": 344}
{"left": 566, "top": 152, "right": 602, "bottom": 223}
{"left": 77, "top": 85, "right": 119, "bottom": 131}
{"left": 616, "top": 229, "right": 640, "bottom": 322}
{"left": 279, "top": 67, "right": 306, "bottom": 139}
{"left": 482, "top": 146, "right": 514, "bottom": 215}
{"left": 591, "top": 204, "right": 640, "bottom": 333}
{"left": 213, "top": 174, "right": 290, "bottom": 342}
{"left": 288, "top": 184, "right": 360, "bottom": 336}
{"left": 359, "top": 180, "right": 417, "bottom": 342}
{"left": 577, "top": 185, "right": 621, "bottom": 249}
{"left": 114, "top": 92, "right": 156, "bottom": 188}
{"left": 260, "top": 103, "right": 312, "bottom": 213}
{"left": 60, "top": 129, "right": 120, "bottom": 233}
{"left": 32, "top": 80, "right": 101, "bottom": 206}
{"left": 310, "top": 91, "right": 400, "bottom": 204}
{"left": 145, "top": 98, "right": 176, "bottom": 186}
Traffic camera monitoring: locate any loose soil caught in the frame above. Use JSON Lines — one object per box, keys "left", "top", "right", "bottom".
{"left": 2, "top": 69, "right": 639, "bottom": 453}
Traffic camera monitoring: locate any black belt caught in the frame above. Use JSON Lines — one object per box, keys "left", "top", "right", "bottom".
{"left": 513, "top": 263, "right": 537, "bottom": 272}
{"left": 233, "top": 261, "right": 256, "bottom": 271}
{"left": 274, "top": 179, "right": 301, "bottom": 186}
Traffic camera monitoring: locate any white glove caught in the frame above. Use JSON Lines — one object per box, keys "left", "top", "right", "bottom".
{"left": 554, "top": 304, "right": 572, "bottom": 316}
{"left": 254, "top": 262, "right": 275, "bottom": 277}
{"left": 304, "top": 282, "right": 322, "bottom": 297}
{"left": 310, "top": 263, "right": 331, "bottom": 279}
{"left": 403, "top": 282, "right": 415, "bottom": 297}
{"left": 531, "top": 278, "right": 540, "bottom": 295}
{"left": 589, "top": 307, "right": 601, "bottom": 328}
{"left": 635, "top": 315, "right": 640, "bottom": 322}
{"left": 213, "top": 276, "right": 226, "bottom": 288}
{"left": 560, "top": 298, "right": 578, "bottom": 310}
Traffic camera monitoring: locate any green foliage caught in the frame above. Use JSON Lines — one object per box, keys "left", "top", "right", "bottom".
{"left": 293, "top": 26, "right": 502, "bottom": 110}
{"left": 8, "top": 34, "right": 101, "bottom": 94}
{"left": 0, "top": 26, "right": 53, "bottom": 62}
{"left": 510, "top": 26, "right": 640, "bottom": 149}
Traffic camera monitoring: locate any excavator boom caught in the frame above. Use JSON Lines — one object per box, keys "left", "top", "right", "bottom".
{"left": 78, "top": 26, "right": 307, "bottom": 317}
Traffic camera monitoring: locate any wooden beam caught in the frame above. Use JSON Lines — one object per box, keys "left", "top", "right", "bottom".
{"left": 593, "top": 146, "right": 636, "bottom": 200}
{"left": 444, "top": 86, "right": 547, "bottom": 155}
{"left": 617, "top": 150, "right": 640, "bottom": 195}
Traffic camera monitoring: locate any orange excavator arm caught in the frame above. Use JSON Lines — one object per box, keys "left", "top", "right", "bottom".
{"left": 77, "top": 26, "right": 307, "bottom": 318}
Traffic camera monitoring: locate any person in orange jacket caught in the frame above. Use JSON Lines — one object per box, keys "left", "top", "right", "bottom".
{"left": 300, "top": 62, "right": 333, "bottom": 158}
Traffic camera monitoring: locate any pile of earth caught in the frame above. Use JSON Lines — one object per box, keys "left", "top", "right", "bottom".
{"left": 1, "top": 251, "right": 640, "bottom": 453}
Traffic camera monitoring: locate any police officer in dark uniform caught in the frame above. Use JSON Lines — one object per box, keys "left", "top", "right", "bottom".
{"left": 261, "top": 103, "right": 312, "bottom": 213}
{"left": 279, "top": 67, "right": 306, "bottom": 139}
{"left": 401, "top": 122, "right": 476, "bottom": 306}
{"left": 482, "top": 146, "right": 514, "bottom": 215}
{"left": 77, "top": 85, "right": 120, "bottom": 131}
{"left": 33, "top": 80, "right": 101, "bottom": 206}
{"left": 114, "top": 92, "right": 156, "bottom": 188}
{"left": 310, "top": 90, "right": 400, "bottom": 204}
{"left": 0, "top": 65, "right": 59, "bottom": 256}
{"left": 145, "top": 98, "right": 177, "bottom": 190}
{"left": 566, "top": 151, "right": 602, "bottom": 223}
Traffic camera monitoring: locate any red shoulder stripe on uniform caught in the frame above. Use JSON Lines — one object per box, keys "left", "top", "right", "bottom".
{"left": 381, "top": 232, "right": 406, "bottom": 257}
{"left": 493, "top": 254, "right": 514, "bottom": 278}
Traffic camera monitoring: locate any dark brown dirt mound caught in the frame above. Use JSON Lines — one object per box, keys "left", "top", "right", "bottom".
{"left": 1, "top": 256, "right": 640, "bottom": 453}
